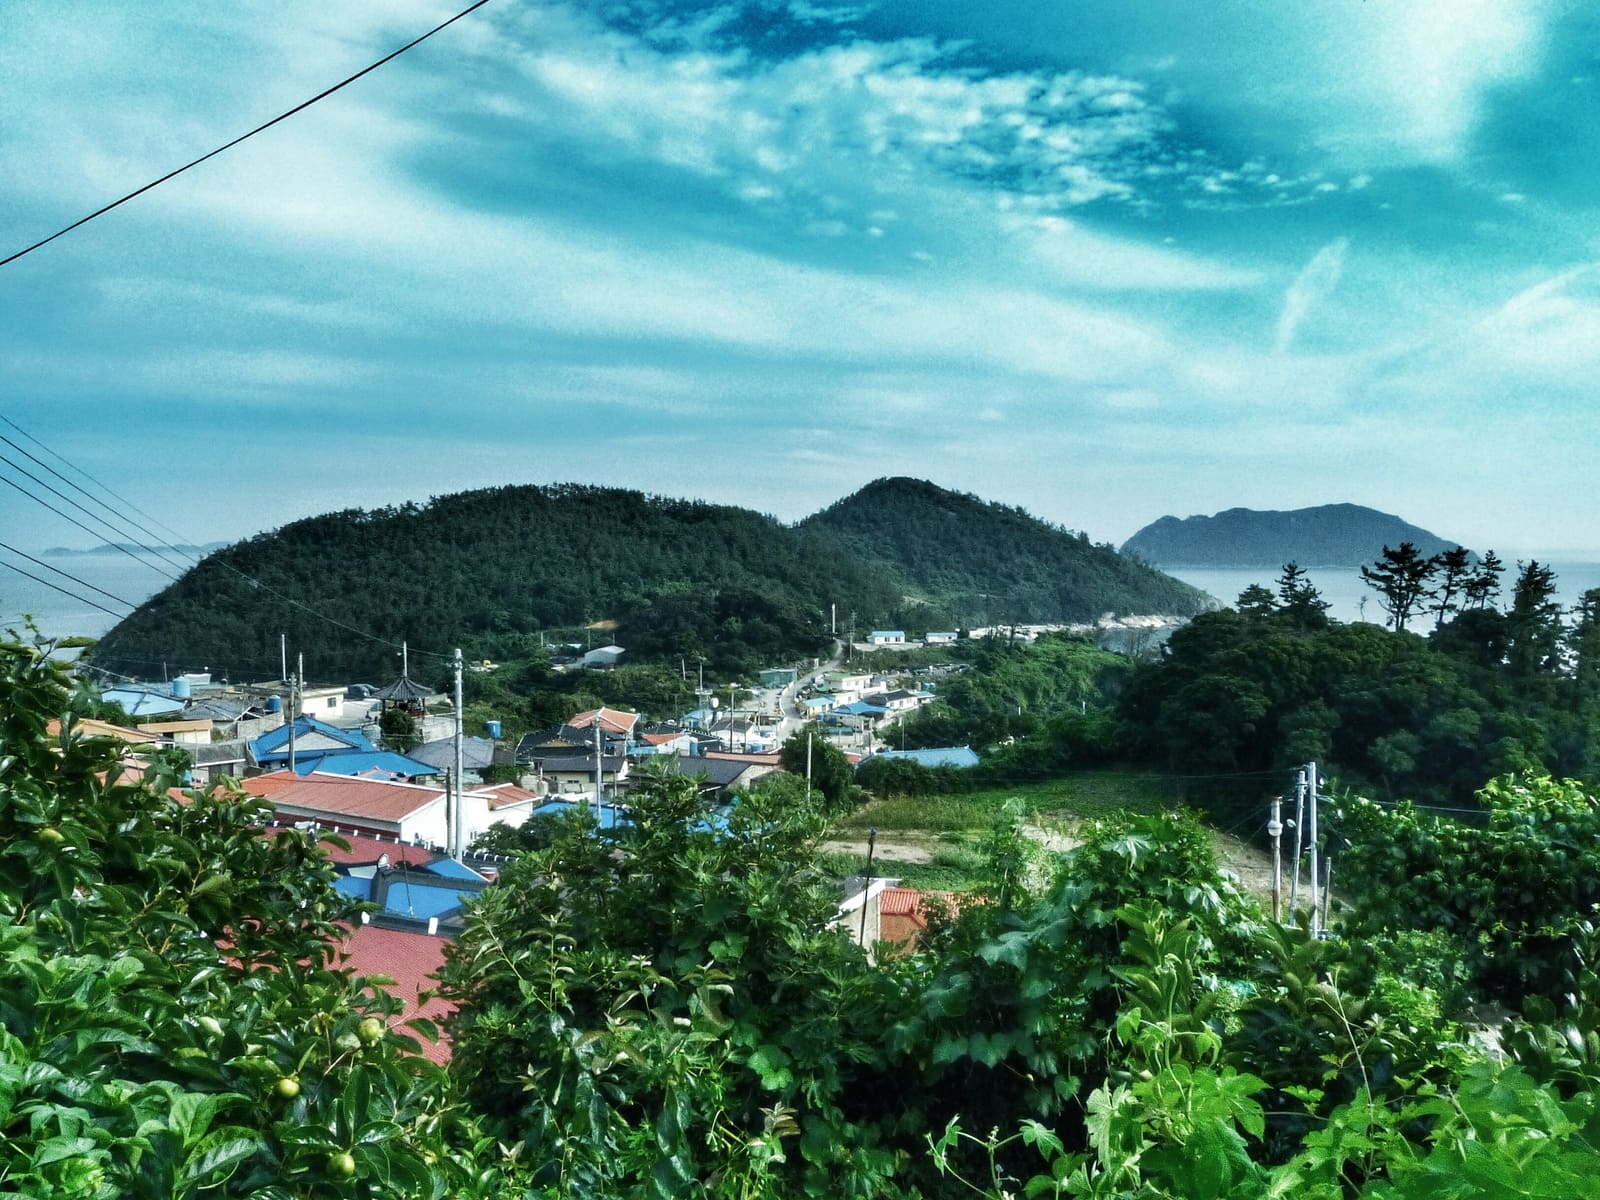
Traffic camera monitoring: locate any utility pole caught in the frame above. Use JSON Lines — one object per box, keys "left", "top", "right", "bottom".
{"left": 453, "top": 648, "right": 465, "bottom": 860}
{"left": 593, "top": 719, "right": 603, "bottom": 821}
{"left": 805, "top": 732, "right": 813, "bottom": 803}
{"left": 1268, "top": 794, "right": 1284, "bottom": 921}
{"left": 1307, "top": 761, "right": 1321, "bottom": 937}
{"left": 1288, "top": 767, "right": 1306, "bottom": 925}
{"left": 287, "top": 668, "right": 298, "bottom": 774}
{"left": 280, "top": 633, "right": 287, "bottom": 683}
{"left": 858, "top": 827, "right": 877, "bottom": 949}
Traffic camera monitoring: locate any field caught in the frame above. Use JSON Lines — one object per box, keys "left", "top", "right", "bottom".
{"left": 821, "top": 770, "right": 1281, "bottom": 901}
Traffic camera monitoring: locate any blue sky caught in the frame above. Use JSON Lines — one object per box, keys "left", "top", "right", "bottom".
{"left": 3, "top": 0, "right": 1597, "bottom": 557}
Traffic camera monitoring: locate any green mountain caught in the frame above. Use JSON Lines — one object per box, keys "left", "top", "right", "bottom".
{"left": 1121, "top": 503, "right": 1464, "bottom": 568}
{"left": 90, "top": 480, "right": 1208, "bottom": 684}
{"left": 800, "top": 477, "right": 1210, "bottom": 627}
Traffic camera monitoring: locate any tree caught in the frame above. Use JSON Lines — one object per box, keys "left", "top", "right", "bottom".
{"left": 1429, "top": 545, "right": 1473, "bottom": 629}
{"left": 780, "top": 723, "right": 854, "bottom": 811}
{"left": 1463, "top": 548, "right": 1505, "bottom": 610}
{"left": 0, "top": 636, "right": 502, "bottom": 1196}
{"left": 378, "top": 704, "right": 420, "bottom": 753}
{"left": 1235, "top": 583, "right": 1276, "bottom": 619}
{"left": 1360, "top": 542, "right": 1436, "bottom": 631}
{"left": 1507, "top": 559, "right": 1564, "bottom": 679}
{"left": 1275, "top": 562, "right": 1330, "bottom": 627}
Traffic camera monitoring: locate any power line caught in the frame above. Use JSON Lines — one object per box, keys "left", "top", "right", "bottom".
{"left": 0, "top": 558, "right": 132, "bottom": 624}
{"left": 0, "top": 414, "right": 203, "bottom": 556}
{"left": 0, "top": 429, "right": 197, "bottom": 571}
{"left": 0, "top": 539, "right": 141, "bottom": 611}
{"left": 1, "top": 0, "right": 497, "bottom": 268}
{"left": 0, "top": 473, "right": 180, "bottom": 581}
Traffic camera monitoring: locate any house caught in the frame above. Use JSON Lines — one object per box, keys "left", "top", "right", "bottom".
{"left": 868, "top": 746, "right": 981, "bottom": 769}
{"left": 240, "top": 771, "right": 449, "bottom": 845}
{"left": 833, "top": 700, "right": 889, "bottom": 729}
{"left": 337, "top": 922, "right": 454, "bottom": 1064}
{"left": 189, "top": 739, "right": 254, "bottom": 785}
{"left": 567, "top": 706, "right": 640, "bottom": 740}
{"left": 867, "top": 630, "right": 906, "bottom": 645}
{"left": 759, "top": 667, "right": 797, "bottom": 687}
{"left": 582, "top": 644, "right": 625, "bottom": 669}
{"left": 137, "top": 718, "right": 214, "bottom": 746}
{"left": 798, "top": 695, "right": 836, "bottom": 718}
{"left": 524, "top": 750, "right": 630, "bottom": 799}
{"left": 861, "top": 689, "right": 927, "bottom": 715}
{"left": 632, "top": 729, "right": 699, "bottom": 757}
{"left": 821, "top": 671, "right": 874, "bottom": 694}
{"left": 98, "top": 687, "right": 186, "bottom": 719}
{"left": 651, "top": 753, "right": 776, "bottom": 800}
{"left": 285, "top": 750, "right": 441, "bottom": 782}
{"left": 252, "top": 717, "right": 377, "bottom": 768}
{"left": 924, "top": 631, "right": 959, "bottom": 645}
{"left": 410, "top": 736, "right": 497, "bottom": 781}
{"left": 297, "top": 685, "right": 348, "bottom": 719}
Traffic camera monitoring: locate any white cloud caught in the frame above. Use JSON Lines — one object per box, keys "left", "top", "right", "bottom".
{"left": 1275, "top": 239, "right": 1349, "bottom": 354}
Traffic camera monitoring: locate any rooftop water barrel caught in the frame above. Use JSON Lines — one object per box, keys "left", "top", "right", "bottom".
{"left": 485, "top": 719, "right": 503, "bottom": 739}
{"left": 266, "top": 695, "right": 282, "bottom": 714}
{"left": 171, "top": 677, "right": 192, "bottom": 699}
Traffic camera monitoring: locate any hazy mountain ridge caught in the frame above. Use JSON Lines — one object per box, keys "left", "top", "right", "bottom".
{"left": 1121, "top": 504, "right": 1464, "bottom": 568}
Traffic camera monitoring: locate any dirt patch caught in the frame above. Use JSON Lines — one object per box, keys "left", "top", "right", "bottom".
{"left": 820, "top": 836, "right": 938, "bottom": 864}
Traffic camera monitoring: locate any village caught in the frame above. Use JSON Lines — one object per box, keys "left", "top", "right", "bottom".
{"left": 70, "top": 627, "right": 1036, "bottom": 1057}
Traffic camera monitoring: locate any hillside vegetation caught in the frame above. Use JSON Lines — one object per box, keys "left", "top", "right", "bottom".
{"left": 802, "top": 477, "right": 1209, "bottom": 626}
{"left": 90, "top": 480, "right": 1203, "bottom": 683}
{"left": 1122, "top": 502, "right": 1461, "bottom": 567}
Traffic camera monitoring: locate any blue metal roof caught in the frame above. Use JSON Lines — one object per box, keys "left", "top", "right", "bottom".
{"left": 289, "top": 750, "right": 439, "bottom": 779}
{"left": 253, "top": 717, "right": 376, "bottom": 762}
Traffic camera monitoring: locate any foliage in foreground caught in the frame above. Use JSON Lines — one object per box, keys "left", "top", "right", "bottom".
{"left": 15, "top": 625, "right": 1600, "bottom": 1198}
{"left": 0, "top": 636, "right": 515, "bottom": 1197}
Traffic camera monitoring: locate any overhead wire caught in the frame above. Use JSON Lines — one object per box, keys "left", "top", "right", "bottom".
{"left": 0, "top": 413, "right": 204, "bottom": 557}
{"left": 0, "top": 558, "right": 132, "bottom": 624}
{"left": 0, "top": 539, "right": 140, "bottom": 614}
{"left": 0, "top": 0, "right": 498, "bottom": 268}
{"left": 0, "top": 429, "right": 198, "bottom": 572}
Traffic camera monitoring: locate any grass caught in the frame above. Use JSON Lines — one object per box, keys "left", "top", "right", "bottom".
{"left": 816, "top": 848, "right": 988, "bottom": 893}
{"left": 834, "top": 770, "right": 1188, "bottom": 834}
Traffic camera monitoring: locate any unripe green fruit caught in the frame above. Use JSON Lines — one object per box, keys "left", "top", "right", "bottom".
{"left": 358, "top": 1016, "right": 384, "bottom": 1045}
{"left": 328, "top": 1150, "right": 357, "bottom": 1178}
{"left": 38, "top": 826, "right": 65, "bottom": 845}
{"left": 275, "top": 1075, "right": 300, "bottom": 1099}
{"left": 198, "top": 1015, "right": 223, "bottom": 1038}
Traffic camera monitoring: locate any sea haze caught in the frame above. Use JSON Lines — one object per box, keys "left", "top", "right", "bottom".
{"left": 1, "top": 551, "right": 179, "bottom": 641}
{"left": 1170, "top": 563, "right": 1600, "bottom": 626}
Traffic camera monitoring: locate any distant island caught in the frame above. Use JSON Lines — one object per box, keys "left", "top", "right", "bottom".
{"left": 1121, "top": 504, "right": 1464, "bottom": 568}
{"left": 44, "top": 542, "right": 224, "bottom": 557}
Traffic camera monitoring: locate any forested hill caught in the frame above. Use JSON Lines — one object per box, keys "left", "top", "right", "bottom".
{"left": 799, "top": 477, "right": 1210, "bottom": 626}
{"left": 1121, "top": 503, "right": 1463, "bottom": 567}
{"left": 91, "top": 485, "right": 902, "bottom": 683}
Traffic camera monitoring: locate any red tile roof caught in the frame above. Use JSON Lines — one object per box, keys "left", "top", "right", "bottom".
{"left": 240, "top": 771, "right": 445, "bottom": 824}
{"left": 337, "top": 922, "right": 453, "bottom": 1064}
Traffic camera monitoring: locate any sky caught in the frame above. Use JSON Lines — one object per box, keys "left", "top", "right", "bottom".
{"left": 3, "top": 0, "right": 1598, "bottom": 560}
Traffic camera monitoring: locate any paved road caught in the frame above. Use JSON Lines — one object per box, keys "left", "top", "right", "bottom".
{"left": 773, "top": 639, "right": 845, "bottom": 738}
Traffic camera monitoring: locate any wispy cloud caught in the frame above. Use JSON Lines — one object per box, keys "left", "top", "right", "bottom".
{"left": 1275, "top": 239, "right": 1349, "bottom": 354}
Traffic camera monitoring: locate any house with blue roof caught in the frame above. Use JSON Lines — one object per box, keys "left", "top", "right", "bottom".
{"left": 252, "top": 717, "right": 437, "bottom": 779}
{"left": 288, "top": 750, "right": 441, "bottom": 781}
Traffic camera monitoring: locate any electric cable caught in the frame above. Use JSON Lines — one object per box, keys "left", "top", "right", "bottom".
{"left": 0, "top": 414, "right": 205, "bottom": 557}
{"left": 0, "top": 429, "right": 198, "bottom": 569}
{"left": 0, "top": 473, "right": 182, "bottom": 581}
{"left": 0, "top": 539, "right": 142, "bottom": 611}
{"left": 0, "top": 0, "right": 497, "bottom": 268}
{"left": 0, "top": 558, "right": 132, "bottom": 623}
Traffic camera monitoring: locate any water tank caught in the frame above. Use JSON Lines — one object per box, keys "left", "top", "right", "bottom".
{"left": 485, "top": 719, "right": 503, "bottom": 739}
{"left": 266, "top": 695, "right": 282, "bottom": 714}
{"left": 171, "top": 677, "right": 191, "bottom": 699}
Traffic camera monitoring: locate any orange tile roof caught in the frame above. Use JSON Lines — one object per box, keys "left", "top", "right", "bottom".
{"left": 337, "top": 923, "right": 453, "bottom": 1064}
{"left": 240, "top": 771, "right": 445, "bottom": 824}
{"left": 474, "top": 782, "right": 539, "bottom": 809}
{"left": 568, "top": 706, "right": 639, "bottom": 735}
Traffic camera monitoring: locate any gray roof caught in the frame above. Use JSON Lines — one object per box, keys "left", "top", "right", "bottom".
{"left": 410, "top": 736, "right": 496, "bottom": 771}
{"left": 192, "top": 739, "right": 253, "bottom": 768}
{"left": 373, "top": 676, "right": 434, "bottom": 702}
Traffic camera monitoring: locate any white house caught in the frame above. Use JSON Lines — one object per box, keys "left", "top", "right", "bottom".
{"left": 240, "top": 771, "right": 449, "bottom": 846}
{"left": 583, "top": 645, "right": 626, "bottom": 669}
{"left": 867, "top": 630, "right": 906, "bottom": 645}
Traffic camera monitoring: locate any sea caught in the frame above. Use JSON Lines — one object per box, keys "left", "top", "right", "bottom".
{"left": 0, "top": 550, "right": 182, "bottom": 642}
{"left": 1167, "top": 562, "right": 1600, "bottom": 625}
